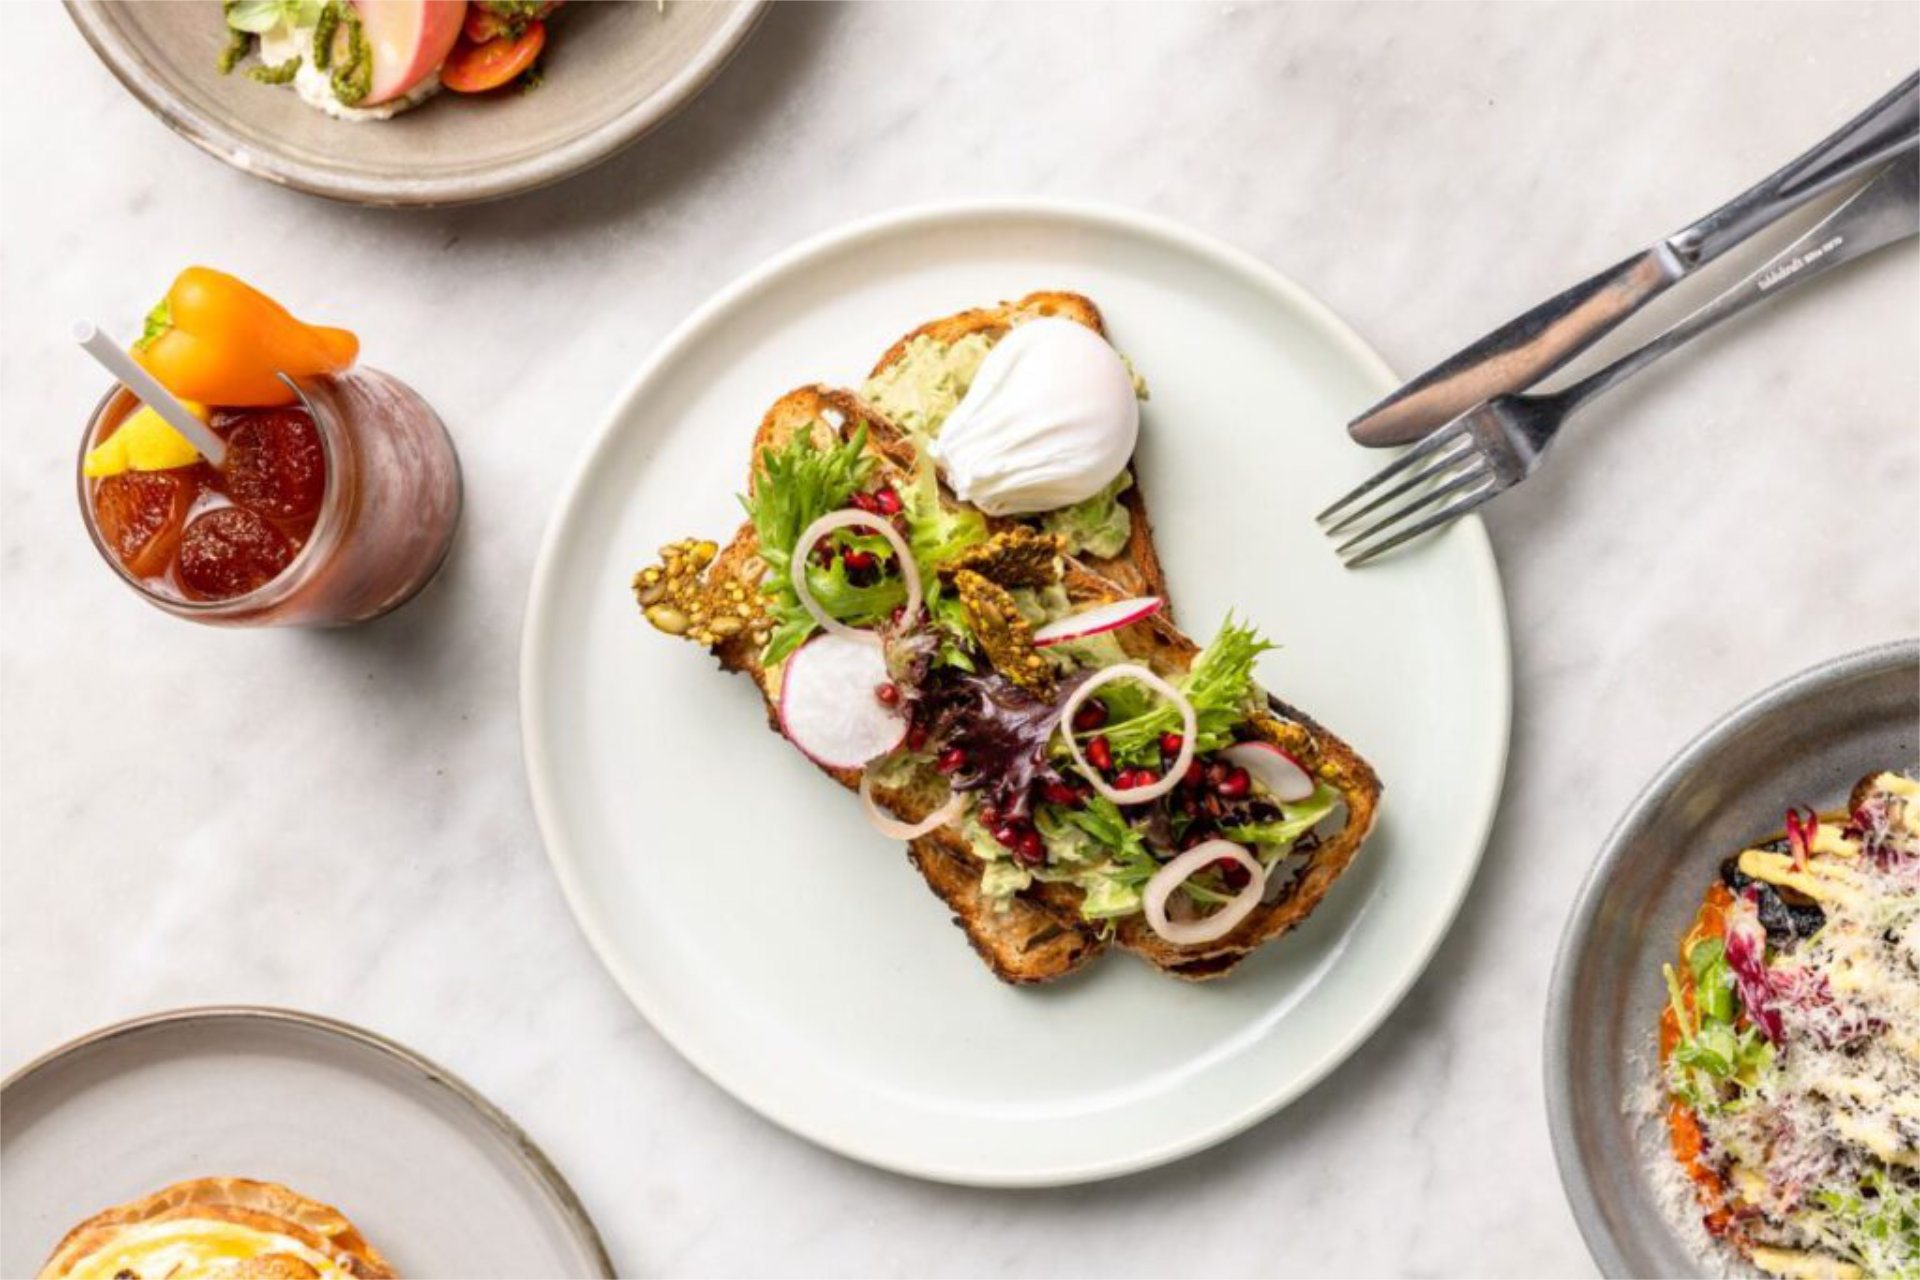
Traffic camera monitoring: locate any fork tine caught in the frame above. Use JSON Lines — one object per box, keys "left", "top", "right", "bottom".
{"left": 1341, "top": 476, "right": 1499, "bottom": 567}
{"left": 1315, "top": 420, "right": 1469, "bottom": 525}
{"left": 1320, "top": 435, "right": 1478, "bottom": 537}
{"left": 1332, "top": 461, "right": 1492, "bottom": 559}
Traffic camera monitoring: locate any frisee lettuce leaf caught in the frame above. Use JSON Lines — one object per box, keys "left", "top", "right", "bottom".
{"left": 1096, "top": 616, "right": 1276, "bottom": 766}
{"left": 742, "top": 423, "right": 879, "bottom": 664}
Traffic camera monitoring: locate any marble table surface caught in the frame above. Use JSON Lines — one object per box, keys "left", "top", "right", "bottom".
{"left": 4, "top": 3, "right": 1916, "bottom": 1275}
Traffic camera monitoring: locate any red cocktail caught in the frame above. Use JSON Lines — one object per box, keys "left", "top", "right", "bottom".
{"left": 80, "top": 369, "right": 460, "bottom": 626}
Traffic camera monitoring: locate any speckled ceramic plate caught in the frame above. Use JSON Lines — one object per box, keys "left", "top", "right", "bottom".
{"left": 1546, "top": 640, "right": 1920, "bottom": 1277}
{"left": 521, "top": 201, "right": 1511, "bottom": 1185}
{"left": 0, "top": 1007, "right": 614, "bottom": 1277}
{"left": 65, "top": 0, "right": 765, "bottom": 207}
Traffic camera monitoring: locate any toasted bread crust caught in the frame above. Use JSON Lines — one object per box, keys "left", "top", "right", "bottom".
{"left": 38, "top": 1176, "right": 395, "bottom": 1278}
{"left": 691, "top": 377, "right": 1382, "bottom": 982}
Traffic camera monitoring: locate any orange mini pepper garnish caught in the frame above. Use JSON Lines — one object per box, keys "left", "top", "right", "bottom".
{"left": 133, "top": 267, "right": 359, "bottom": 407}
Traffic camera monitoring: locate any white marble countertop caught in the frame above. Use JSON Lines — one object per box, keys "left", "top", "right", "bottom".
{"left": 4, "top": 3, "right": 1917, "bottom": 1275}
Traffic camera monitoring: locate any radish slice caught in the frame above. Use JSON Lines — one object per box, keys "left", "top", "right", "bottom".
{"left": 1144, "top": 840, "right": 1265, "bottom": 946}
{"left": 1218, "top": 742, "right": 1315, "bottom": 802}
{"left": 860, "top": 771, "right": 965, "bottom": 840}
{"left": 790, "top": 509, "right": 922, "bottom": 640}
{"left": 1032, "top": 597, "right": 1163, "bottom": 648}
{"left": 1058, "top": 664, "right": 1195, "bottom": 806}
{"left": 778, "top": 633, "right": 906, "bottom": 769}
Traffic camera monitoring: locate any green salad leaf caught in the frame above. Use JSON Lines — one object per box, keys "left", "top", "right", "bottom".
{"left": 899, "top": 455, "right": 988, "bottom": 668}
{"left": 224, "top": 0, "right": 323, "bottom": 34}
{"left": 1097, "top": 616, "right": 1276, "bottom": 766}
{"left": 1664, "top": 935, "right": 1773, "bottom": 1113}
{"left": 1221, "top": 785, "right": 1339, "bottom": 859}
{"left": 742, "top": 423, "right": 879, "bottom": 664}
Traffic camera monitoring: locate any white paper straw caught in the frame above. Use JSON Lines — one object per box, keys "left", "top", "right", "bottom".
{"left": 71, "top": 320, "right": 227, "bottom": 467}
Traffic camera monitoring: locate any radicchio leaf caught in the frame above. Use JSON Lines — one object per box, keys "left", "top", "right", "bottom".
{"left": 1724, "top": 890, "right": 1785, "bottom": 1046}
{"left": 921, "top": 668, "right": 1087, "bottom": 818}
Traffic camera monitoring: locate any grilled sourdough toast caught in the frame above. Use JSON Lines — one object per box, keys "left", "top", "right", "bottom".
{"left": 702, "top": 387, "right": 1104, "bottom": 982}
{"left": 667, "top": 383, "right": 1381, "bottom": 981}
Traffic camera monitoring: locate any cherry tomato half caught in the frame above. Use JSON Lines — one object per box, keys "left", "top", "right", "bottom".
{"left": 441, "top": 21, "right": 546, "bottom": 93}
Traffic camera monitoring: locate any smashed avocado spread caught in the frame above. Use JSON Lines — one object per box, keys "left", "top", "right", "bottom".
{"left": 861, "top": 333, "right": 994, "bottom": 443}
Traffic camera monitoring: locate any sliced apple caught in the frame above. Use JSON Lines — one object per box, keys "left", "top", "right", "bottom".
{"left": 353, "top": 0, "right": 467, "bottom": 105}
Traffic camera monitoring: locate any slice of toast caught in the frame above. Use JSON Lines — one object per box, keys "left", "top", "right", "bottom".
{"left": 863, "top": 295, "right": 1381, "bottom": 975}
{"left": 702, "top": 386, "right": 1106, "bottom": 984}
{"left": 691, "top": 384, "right": 1381, "bottom": 981}
{"left": 865, "top": 291, "right": 1168, "bottom": 603}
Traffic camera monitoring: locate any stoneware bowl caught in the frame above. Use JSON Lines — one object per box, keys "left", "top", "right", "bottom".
{"left": 1545, "top": 639, "right": 1919, "bottom": 1277}
{"left": 65, "top": 0, "right": 766, "bottom": 207}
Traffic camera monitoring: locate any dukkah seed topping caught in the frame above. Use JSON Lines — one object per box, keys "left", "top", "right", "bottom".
{"left": 633, "top": 539, "right": 769, "bottom": 648}
{"left": 954, "top": 569, "right": 1055, "bottom": 697}
{"left": 943, "top": 528, "right": 1064, "bottom": 589}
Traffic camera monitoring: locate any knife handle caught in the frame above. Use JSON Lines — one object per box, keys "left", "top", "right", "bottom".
{"left": 1668, "top": 70, "right": 1919, "bottom": 268}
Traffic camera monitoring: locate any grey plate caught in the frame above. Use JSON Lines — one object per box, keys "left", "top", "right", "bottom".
{"left": 65, "top": 0, "right": 765, "bottom": 207}
{"left": 1545, "top": 640, "right": 1920, "bottom": 1278}
{"left": 1, "top": 1006, "right": 614, "bottom": 1277}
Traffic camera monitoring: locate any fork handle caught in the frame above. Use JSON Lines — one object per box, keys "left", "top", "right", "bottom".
{"left": 1558, "top": 153, "right": 1919, "bottom": 415}
{"left": 1667, "top": 70, "right": 1918, "bottom": 268}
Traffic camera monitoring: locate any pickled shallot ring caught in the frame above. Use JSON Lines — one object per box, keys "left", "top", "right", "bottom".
{"left": 1058, "top": 664, "right": 1195, "bottom": 806}
{"left": 860, "top": 770, "right": 965, "bottom": 840}
{"left": 1145, "top": 840, "right": 1265, "bottom": 946}
{"left": 790, "top": 509, "right": 922, "bottom": 640}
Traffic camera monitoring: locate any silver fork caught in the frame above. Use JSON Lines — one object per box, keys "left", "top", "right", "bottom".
{"left": 1319, "top": 151, "right": 1919, "bottom": 567}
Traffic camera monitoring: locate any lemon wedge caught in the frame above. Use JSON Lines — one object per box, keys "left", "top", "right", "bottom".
{"left": 83, "top": 401, "right": 210, "bottom": 477}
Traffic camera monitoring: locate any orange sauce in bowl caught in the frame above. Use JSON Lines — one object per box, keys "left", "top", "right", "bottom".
{"left": 1660, "top": 881, "right": 1738, "bottom": 1237}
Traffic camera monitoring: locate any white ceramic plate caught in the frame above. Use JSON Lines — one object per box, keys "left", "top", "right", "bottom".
{"left": 0, "top": 1007, "right": 613, "bottom": 1277}
{"left": 521, "top": 202, "right": 1511, "bottom": 1185}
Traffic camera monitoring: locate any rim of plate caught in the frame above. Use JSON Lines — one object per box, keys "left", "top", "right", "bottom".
{"left": 520, "top": 198, "right": 1512, "bottom": 1185}
{"left": 2, "top": 1004, "right": 616, "bottom": 1277}
{"left": 63, "top": 0, "right": 767, "bottom": 208}
{"left": 1542, "top": 637, "right": 1920, "bottom": 1276}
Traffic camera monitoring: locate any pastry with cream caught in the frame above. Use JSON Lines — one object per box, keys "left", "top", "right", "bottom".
{"left": 37, "top": 1177, "right": 395, "bottom": 1279}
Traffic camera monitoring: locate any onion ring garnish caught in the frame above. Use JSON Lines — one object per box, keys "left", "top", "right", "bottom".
{"left": 1058, "top": 664, "right": 1195, "bottom": 806}
{"left": 1144, "top": 840, "right": 1264, "bottom": 946}
{"left": 859, "top": 769, "right": 965, "bottom": 840}
{"left": 790, "top": 509, "right": 922, "bottom": 640}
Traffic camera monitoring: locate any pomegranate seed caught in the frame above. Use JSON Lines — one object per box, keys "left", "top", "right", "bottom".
{"left": 1205, "top": 760, "right": 1231, "bottom": 788}
{"left": 905, "top": 724, "right": 928, "bottom": 752}
{"left": 874, "top": 682, "right": 900, "bottom": 706}
{"left": 1072, "top": 700, "right": 1109, "bottom": 732}
{"left": 1085, "top": 736, "right": 1112, "bottom": 771}
{"left": 1182, "top": 759, "right": 1205, "bottom": 789}
{"left": 1040, "top": 780, "right": 1081, "bottom": 807}
{"left": 992, "top": 823, "right": 1020, "bottom": 848}
{"left": 936, "top": 747, "right": 967, "bottom": 774}
{"left": 979, "top": 805, "right": 1001, "bottom": 829}
{"left": 849, "top": 491, "right": 880, "bottom": 513}
{"left": 874, "top": 486, "right": 902, "bottom": 515}
{"left": 1214, "top": 856, "right": 1252, "bottom": 891}
{"left": 1130, "top": 767, "right": 1160, "bottom": 790}
{"left": 842, "top": 549, "right": 877, "bottom": 573}
{"left": 1216, "top": 767, "right": 1251, "bottom": 800}
{"left": 1016, "top": 830, "right": 1046, "bottom": 865}
{"left": 1159, "top": 732, "right": 1185, "bottom": 758}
